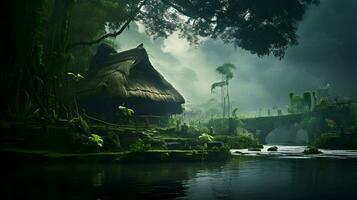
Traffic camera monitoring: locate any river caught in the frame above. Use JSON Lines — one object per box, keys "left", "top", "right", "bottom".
{"left": 3, "top": 146, "right": 357, "bottom": 200}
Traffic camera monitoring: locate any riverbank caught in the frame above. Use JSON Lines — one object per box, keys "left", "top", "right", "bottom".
{"left": 1, "top": 148, "right": 231, "bottom": 164}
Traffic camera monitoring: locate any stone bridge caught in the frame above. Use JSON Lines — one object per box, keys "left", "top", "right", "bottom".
{"left": 210, "top": 113, "right": 312, "bottom": 144}
{"left": 241, "top": 114, "right": 309, "bottom": 144}
{"left": 210, "top": 106, "right": 354, "bottom": 145}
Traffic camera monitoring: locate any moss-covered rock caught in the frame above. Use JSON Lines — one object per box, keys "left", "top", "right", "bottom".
{"left": 303, "top": 146, "right": 322, "bottom": 154}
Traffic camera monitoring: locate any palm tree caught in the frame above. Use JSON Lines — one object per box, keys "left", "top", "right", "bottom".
{"left": 216, "top": 63, "right": 236, "bottom": 117}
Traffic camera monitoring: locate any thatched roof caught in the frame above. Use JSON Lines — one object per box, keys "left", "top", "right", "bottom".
{"left": 78, "top": 44, "right": 185, "bottom": 106}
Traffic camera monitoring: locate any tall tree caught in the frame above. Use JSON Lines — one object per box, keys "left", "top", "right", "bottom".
{"left": 216, "top": 63, "right": 236, "bottom": 117}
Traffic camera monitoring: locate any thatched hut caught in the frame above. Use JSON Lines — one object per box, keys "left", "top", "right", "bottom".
{"left": 78, "top": 44, "right": 185, "bottom": 120}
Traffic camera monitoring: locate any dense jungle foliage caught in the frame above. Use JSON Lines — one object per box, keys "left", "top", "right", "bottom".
{"left": 1, "top": 0, "right": 318, "bottom": 122}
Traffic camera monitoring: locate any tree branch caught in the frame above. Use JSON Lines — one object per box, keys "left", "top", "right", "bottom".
{"left": 161, "top": 0, "right": 217, "bottom": 23}
{"left": 67, "top": 0, "right": 148, "bottom": 50}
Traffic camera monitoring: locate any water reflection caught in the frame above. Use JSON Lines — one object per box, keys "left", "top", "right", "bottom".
{"left": 2, "top": 154, "right": 357, "bottom": 200}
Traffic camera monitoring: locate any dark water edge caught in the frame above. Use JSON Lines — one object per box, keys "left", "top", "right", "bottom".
{"left": 2, "top": 154, "right": 357, "bottom": 200}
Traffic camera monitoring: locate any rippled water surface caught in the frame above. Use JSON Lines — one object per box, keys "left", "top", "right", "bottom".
{"left": 3, "top": 146, "right": 357, "bottom": 200}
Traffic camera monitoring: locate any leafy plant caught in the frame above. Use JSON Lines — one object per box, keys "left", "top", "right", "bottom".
{"left": 67, "top": 72, "right": 84, "bottom": 81}
{"left": 198, "top": 133, "right": 214, "bottom": 143}
{"left": 88, "top": 134, "right": 104, "bottom": 147}
{"left": 168, "top": 116, "right": 182, "bottom": 128}
{"left": 118, "top": 105, "right": 135, "bottom": 117}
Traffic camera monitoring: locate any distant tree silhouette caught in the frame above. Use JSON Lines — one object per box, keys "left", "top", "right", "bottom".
{"left": 215, "top": 63, "right": 237, "bottom": 117}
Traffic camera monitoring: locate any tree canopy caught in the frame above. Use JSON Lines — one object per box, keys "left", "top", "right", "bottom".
{"left": 216, "top": 63, "right": 237, "bottom": 81}
{"left": 70, "top": 0, "right": 319, "bottom": 58}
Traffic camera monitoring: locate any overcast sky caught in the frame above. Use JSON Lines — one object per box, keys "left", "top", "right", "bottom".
{"left": 114, "top": 0, "right": 357, "bottom": 115}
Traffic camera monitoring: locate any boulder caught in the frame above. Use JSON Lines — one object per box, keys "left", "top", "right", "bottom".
{"left": 267, "top": 146, "right": 278, "bottom": 151}
{"left": 303, "top": 146, "right": 322, "bottom": 155}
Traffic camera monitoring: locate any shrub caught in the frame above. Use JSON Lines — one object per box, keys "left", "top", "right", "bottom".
{"left": 69, "top": 133, "right": 104, "bottom": 153}
{"left": 129, "top": 139, "right": 151, "bottom": 152}
{"left": 168, "top": 116, "right": 182, "bottom": 129}
{"left": 215, "top": 133, "right": 259, "bottom": 149}
{"left": 313, "top": 133, "right": 340, "bottom": 148}
{"left": 313, "top": 133, "right": 357, "bottom": 149}
{"left": 198, "top": 133, "right": 214, "bottom": 143}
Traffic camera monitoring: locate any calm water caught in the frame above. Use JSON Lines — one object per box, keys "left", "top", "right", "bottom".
{"left": 3, "top": 146, "right": 357, "bottom": 200}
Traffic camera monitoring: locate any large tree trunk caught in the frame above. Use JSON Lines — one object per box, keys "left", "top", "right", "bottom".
{"left": 226, "top": 81, "right": 230, "bottom": 117}
{"left": 221, "top": 86, "right": 224, "bottom": 118}
{"left": 0, "top": 0, "right": 74, "bottom": 119}
{"left": 0, "top": 0, "right": 47, "bottom": 117}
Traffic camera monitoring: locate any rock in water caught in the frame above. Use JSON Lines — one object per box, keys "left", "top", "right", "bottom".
{"left": 303, "top": 147, "right": 322, "bottom": 155}
{"left": 267, "top": 146, "right": 278, "bottom": 151}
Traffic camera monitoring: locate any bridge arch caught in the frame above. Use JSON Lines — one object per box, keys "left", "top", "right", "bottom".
{"left": 265, "top": 125, "right": 309, "bottom": 145}
{"left": 241, "top": 114, "right": 311, "bottom": 144}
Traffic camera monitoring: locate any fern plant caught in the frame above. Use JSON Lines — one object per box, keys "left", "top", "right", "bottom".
{"left": 88, "top": 134, "right": 104, "bottom": 147}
